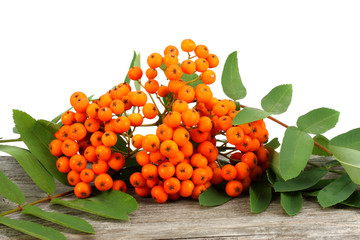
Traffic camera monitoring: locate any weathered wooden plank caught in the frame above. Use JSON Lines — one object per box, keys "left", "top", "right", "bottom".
{"left": 1, "top": 156, "right": 360, "bottom": 239}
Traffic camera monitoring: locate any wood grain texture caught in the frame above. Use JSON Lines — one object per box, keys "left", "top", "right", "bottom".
{"left": 1, "top": 156, "right": 360, "bottom": 240}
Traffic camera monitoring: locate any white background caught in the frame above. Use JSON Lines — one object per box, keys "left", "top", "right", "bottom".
{"left": 1, "top": 1, "right": 359, "bottom": 152}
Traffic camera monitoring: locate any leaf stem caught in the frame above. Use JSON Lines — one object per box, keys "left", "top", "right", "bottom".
{"left": 0, "top": 138, "right": 22, "bottom": 143}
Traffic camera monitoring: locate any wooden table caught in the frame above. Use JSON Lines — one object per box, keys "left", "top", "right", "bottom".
{"left": 1, "top": 156, "right": 359, "bottom": 239}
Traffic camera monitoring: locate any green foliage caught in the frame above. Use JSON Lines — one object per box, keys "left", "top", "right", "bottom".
{"left": 249, "top": 179, "right": 272, "bottom": 213}
{"left": 317, "top": 173, "right": 358, "bottom": 208}
{"left": 124, "top": 51, "right": 137, "bottom": 84}
{"left": 279, "top": 127, "right": 314, "bottom": 180}
{"left": 133, "top": 52, "right": 142, "bottom": 91}
{"left": 232, "top": 107, "right": 270, "bottom": 125}
{"left": 51, "top": 190, "right": 138, "bottom": 220}
{"left": 221, "top": 51, "right": 246, "bottom": 100}
{"left": 297, "top": 108, "right": 340, "bottom": 134}
{"left": 0, "top": 145, "right": 55, "bottom": 195}
{"left": 280, "top": 192, "right": 303, "bottom": 216}
{"left": 273, "top": 167, "right": 328, "bottom": 192}
{"left": 199, "top": 185, "right": 232, "bottom": 207}
{"left": 0, "top": 170, "right": 26, "bottom": 205}
{"left": 261, "top": 84, "right": 292, "bottom": 115}
{"left": 0, "top": 216, "right": 66, "bottom": 240}
{"left": 312, "top": 135, "right": 331, "bottom": 156}
{"left": 21, "top": 205, "right": 95, "bottom": 234}
{"left": 12, "top": 110, "right": 69, "bottom": 186}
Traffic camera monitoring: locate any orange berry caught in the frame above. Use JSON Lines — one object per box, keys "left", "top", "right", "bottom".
{"left": 84, "top": 118, "right": 101, "bottom": 133}
{"left": 144, "top": 79, "right": 160, "bottom": 94}
{"left": 156, "top": 124, "right": 174, "bottom": 141}
{"left": 112, "top": 179, "right": 127, "bottom": 192}
{"left": 135, "top": 186, "right": 151, "bottom": 197}
{"left": 74, "top": 182, "right": 92, "bottom": 199}
{"left": 178, "top": 85, "right": 195, "bottom": 103}
{"left": 164, "top": 111, "right": 182, "bottom": 128}
{"left": 235, "top": 135, "right": 252, "bottom": 152}
{"left": 168, "top": 79, "right": 186, "bottom": 94}
{"left": 69, "top": 154, "right": 87, "bottom": 172}
{"left": 74, "top": 112, "right": 87, "bottom": 123}
{"left": 241, "top": 152, "right": 258, "bottom": 170}
{"left": 130, "top": 172, "right": 146, "bottom": 188}
{"left": 67, "top": 170, "right": 81, "bottom": 186}
{"left": 147, "top": 53, "right": 163, "bottom": 69}
{"left": 179, "top": 141, "right": 193, "bottom": 158}
{"left": 191, "top": 184, "right": 206, "bottom": 200}
{"left": 181, "top": 109, "right": 200, "bottom": 127}
{"left": 56, "top": 156, "right": 71, "bottom": 173}
{"left": 195, "top": 58, "right": 209, "bottom": 72}
{"left": 101, "top": 131, "right": 117, "bottom": 147}
{"left": 206, "top": 54, "right": 219, "bottom": 68}
{"left": 226, "top": 127, "right": 245, "bottom": 145}
{"left": 114, "top": 116, "right": 131, "bottom": 133}
{"left": 180, "top": 60, "right": 196, "bottom": 74}
{"left": 218, "top": 116, "right": 233, "bottom": 131}
{"left": 128, "top": 113, "right": 143, "bottom": 127}
{"left": 158, "top": 161, "right": 175, "bottom": 180}
{"left": 191, "top": 167, "right": 208, "bottom": 185}
{"left": 166, "top": 64, "right": 183, "bottom": 81}
{"left": 128, "top": 66, "right": 143, "bottom": 80}
{"left": 95, "top": 173, "right": 113, "bottom": 191}
{"left": 79, "top": 168, "right": 95, "bottom": 183}
{"left": 213, "top": 102, "right": 229, "bottom": 117}
{"left": 90, "top": 131, "right": 103, "bottom": 147}
{"left": 157, "top": 85, "right": 170, "bottom": 97}
{"left": 149, "top": 150, "right": 166, "bottom": 165}
{"left": 179, "top": 179, "right": 195, "bottom": 197}
{"left": 201, "top": 70, "right": 216, "bottom": 85}
{"left": 190, "top": 153, "right": 208, "bottom": 168}
{"left": 92, "top": 160, "right": 109, "bottom": 175}
{"left": 108, "top": 153, "right": 125, "bottom": 171}
{"left": 194, "top": 45, "right": 209, "bottom": 58}
{"left": 168, "top": 150, "right": 185, "bottom": 166}
{"left": 163, "top": 177, "right": 181, "bottom": 194}
{"left": 141, "top": 163, "right": 158, "bottom": 180}
{"left": 131, "top": 90, "right": 147, "bottom": 107}
{"left": 256, "top": 147, "right": 270, "bottom": 164}
{"left": 136, "top": 151, "right": 150, "bottom": 166}
{"left": 70, "top": 92, "right": 86, "bottom": 107}
{"left": 160, "top": 140, "right": 179, "bottom": 158}
{"left": 210, "top": 168, "right": 223, "bottom": 185}
{"left": 73, "top": 96, "right": 89, "bottom": 113}
{"left": 131, "top": 134, "right": 143, "bottom": 149}
{"left": 163, "top": 53, "right": 178, "bottom": 67}
{"left": 172, "top": 100, "right": 188, "bottom": 113}
{"left": 225, "top": 180, "right": 243, "bottom": 197}
{"left": 181, "top": 39, "right": 196, "bottom": 52}
{"left": 221, "top": 164, "right": 237, "bottom": 181}
{"left": 189, "top": 128, "right": 210, "bottom": 144}
{"left": 142, "top": 103, "right": 158, "bottom": 119}
{"left": 250, "top": 165, "right": 263, "bottom": 182}
{"left": 50, "top": 139, "right": 63, "bottom": 157}
{"left": 84, "top": 146, "right": 97, "bottom": 162}
{"left": 197, "top": 141, "right": 215, "bottom": 158}
{"left": 61, "top": 111, "right": 75, "bottom": 125}
{"left": 164, "top": 45, "right": 179, "bottom": 56}
{"left": 151, "top": 185, "right": 168, "bottom": 204}
{"left": 145, "top": 68, "right": 158, "bottom": 79}
{"left": 109, "top": 99, "right": 125, "bottom": 115}
{"left": 172, "top": 127, "right": 190, "bottom": 147}
{"left": 235, "top": 162, "right": 251, "bottom": 180}
{"left": 195, "top": 84, "right": 213, "bottom": 103}
{"left": 142, "top": 134, "right": 160, "bottom": 153}
{"left": 61, "top": 139, "right": 79, "bottom": 157}
{"left": 198, "top": 116, "right": 213, "bottom": 132}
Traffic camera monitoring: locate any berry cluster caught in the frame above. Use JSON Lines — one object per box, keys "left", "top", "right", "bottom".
{"left": 49, "top": 39, "right": 270, "bottom": 202}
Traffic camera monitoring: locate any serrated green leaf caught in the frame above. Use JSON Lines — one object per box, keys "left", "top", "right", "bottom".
{"left": 317, "top": 173, "right": 357, "bottom": 208}
{"left": 265, "top": 138, "right": 280, "bottom": 149}
{"left": 21, "top": 205, "right": 94, "bottom": 234}
{"left": 249, "top": 180, "right": 272, "bottom": 213}
{"left": 280, "top": 191, "right": 303, "bottom": 216}
{"left": 51, "top": 190, "right": 138, "bottom": 220}
{"left": 0, "top": 216, "right": 65, "bottom": 240}
{"left": 221, "top": 51, "right": 246, "bottom": 100}
{"left": 297, "top": 108, "right": 340, "bottom": 135}
{"left": 199, "top": 185, "right": 232, "bottom": 207}
{"left": 232, "top": 107, "right": 270, "bottom": 125}
{"left": 0, "top": 145, "right": 55, "bottom": 195}
{"left": 12, "top": 110, "right": 69, "bottom": 186}
{"left": 274, "top": 167, "right": 328, "bottom": 192}
{"left": 342, "top": 191, "right": 360, "bottom": 208}
{"left": 261, "top": 84, "right": 292, "bottom": 114}
{"left": 280, "top": 127, "right": 314, "bottom": 180}
{"left": 312, "top": 135, "right": 331, "bottom": 156}
{"left": 0, "top": 170, "right": 25, "bottom": 205}
{"left": 124, "top": 51, "right": 137, "bottom": 84}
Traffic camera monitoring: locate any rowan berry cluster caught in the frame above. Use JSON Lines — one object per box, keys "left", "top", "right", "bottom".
{"left": 49, "top": 39, "right": 270, "bottom": 202}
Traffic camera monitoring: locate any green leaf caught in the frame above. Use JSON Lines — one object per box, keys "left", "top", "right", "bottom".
{"left": 279, "top": 127, "right": 314, "bottom": 180}
{"left": 0, "top": 216, "right": 65, "bottom": 240}
{"left": 113, "top": 134, "right": 129, "bottom": 153}
{"left": 265, "top": 137, "right": 280, "bottom": 149}
{"left": 280, "top": 191, "right": 303, "bottom": 216}
{"left": 21, "top": 205, "right": 94, "bottom": 234}
{"left": 317, "top": 173, "right": 358, "bottom": 208}
{"left": 312, "top": 135, "right": 331, "bottom": 156}
{"left": 232, "top": 107, "right": 270, "bottom": 125}
{"left": 249, "top": 180, "right": 272, "bottom": 213}
{"left": 342, "top": 191, "right": 360, "bottom": 208}
{"left": 12, "top": 110, "right": 69, "bottom": 186}
{"left": 134, "top": 53, "right": 141, "bottom": 91}
{"left": 0, "top": 145, "right": 55, "bottom": 195}
{"left": 37, "top": 119, "right": 61, "bottom": 135}
{"left": 297, "top": 107, "right": 340, "bottom": 135}
{"left": 266, "top": 168, "right": 277, "bottom": 185}
{"left": 124, "top": 51, "right": 137, "bottom": 84}
{"left": 51, "top": 190, "right": 138, "bottom": 220}
{"left": 199, "top": 185, "right": 232, "bottom": 207}
{"left": 269, "top": 149, "right": 283, "bottom": 180}
{"left": 328, "top": 128, "right": 360, "bottom": 184}
{"left": 261, "top": 84, "right": 292, "bottom": 114}
{"left": 0, "top": 170, "right": 25, "bottom": 205}
{"left": 273, "top": 167, "right": 328, "bottom": 192}
{"left": 221, "top": 51, "right": 246, "bottom": 100}
{"left": 304, "top": 178, "right": 334, "bottom": 191}
{"left": 182, "top": 72, "right": 203, "bottom": 88}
